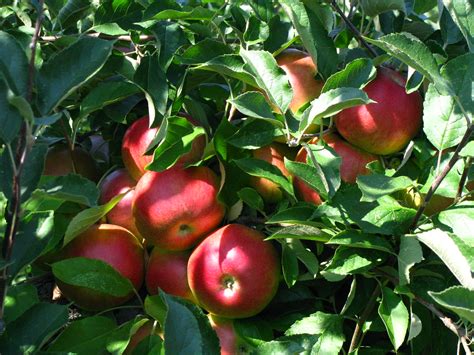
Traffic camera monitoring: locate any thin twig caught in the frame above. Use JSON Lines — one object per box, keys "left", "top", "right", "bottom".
{"left": 348, "top": 284, "right": 381, "bottom": 352}
{"left": 330, "top": 0, "right": 378, "bottom": 58}
{"left": 409, "top": 124, "right": 474, "bottom": 231}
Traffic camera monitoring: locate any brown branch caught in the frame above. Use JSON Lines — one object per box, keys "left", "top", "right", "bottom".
{"left": 348, "top": 284, "right": 381, "bottom": 352}
{"left": 0, "top": 0, "right": 45, "bottom": 320}
{"left": 330, "top": 0, "right": 378, "bottom": 58}
{"left": 409, "top": 124, "right": 474, "bottom": 231}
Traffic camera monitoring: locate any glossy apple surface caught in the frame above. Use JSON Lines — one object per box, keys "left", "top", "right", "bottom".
{"left": 276, "top": 49, "right": 324, "bottom": 113}
{"left": 133, "top": 166, "right": 225, "bottom": 251}
{"left": 146, "top": 248, "right": 194, "bottom": 302}
{"left": 57, "top": 224, "right": 144, "bottom": 311}
{"left": 335, "top": 67, "right": 422, "bottom": 155}
{"left": 250, "top": 144, "right": 293, "bottom": 203}
{"left": 121, "top": 115, "right": 206, "bottom": 181}
{"left": 43, "top": 143, "right": 99, "bottom": 181}
{"left": 99, "top": 169, "right": 140, "bottom": 238}
{"left": 188, "top": 224, "right": 279, "bottom": 318}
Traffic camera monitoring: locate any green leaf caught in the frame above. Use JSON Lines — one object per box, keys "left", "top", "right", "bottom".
{"left": 460, "top": 141, "right": 474, "bottom": 157}
{"left": 360, "top": 0, "right": 406, "bottom": 17}
{"left": 378, "top": 287, "right": 409, "bottom": 351}
{"left": 4, "top": 284, "right": 39, "bottom": 324}
{"left": 280, "top": 0, "right": 338, "bottom": 80}
{"left": 10, "top": 211, "right": 55, "bottom": 277}
{"left": 133, "top": 54, "right": 168, "bottom": 121}
{"left": 286, "top": 238, "right": 319, "bottom": 277}
{"left": 228, "top": 91, "right": 276, "bottom": 121}
{"left": 281, "top": 241, "right": 299, "bottom": 287}
{"left": 37, "top": 36, "right": 114, "bottom": 115}
{"left": 398, "top": 236, "right": 424, "bottom": 285}
{"left": 416, "top": 229, "right": 474, "bottom": 289}
{"left": 429, "top": 286, "right": 474, "bottom": 323}
{"left": 266, "top": 225, "right": 330, "bottom": 242}
{"left": 38, "top": 174, "right": 99, "bottom": 207}
{"left": 179, "top": 38, "right": 232, "bottom": 65}
{"left": 257, "top": 337, "right": 308, "bottom": 354}
{"left": 162, "top": 292, "right": 220, "bottom": 355}
{"left": 228, "top": 120, "right": 284, "bottom": 149}
{"left": 443, "top": 0, "right": 474, "bottom": 52}
{"left": 194, "top": 54, "right": 258, "bottom": 87}
{"left": 147, "top": 116, "right": 205, "bottom": 172}
{"left": 365, "top": 33, "right": 452, "bottom": 95}
{"left": 286, "top": 312, "right": 345, "bottom": 355}
{"left": 438, "top": 202, "right": 474, "bottom": 243}
{"left": 238, "top": 187, "right": 264, "bottom": 212}
{"left": 407, "top": 311, "right": 422, "bottom": 341}
{"left": 327, "top": 230, "right": 393, "bottom": 253}
{"left": 266, "top": 206, "right": 317, "bottom": 225}
{"left": 52, "top": 257, "right": 134, "bottom": 297}
{"left": 361, "top": 200, "right": 417, "bottom": 235}
{"left": 322, "top": 58, "right": 376, "bottom": 93}
{"left": 240, "top": 49, "right": 293, "bottom": 114}
{"left": 234, "top": 157, "right": 295, "bottom": 198}
{"left": 49, "top": 316, "right": 117, "bottom": 353}
{"left": 152, "top": 6, "right": 214, "bottom": 20}
{"left": 0, "top": 143, "right": 48, "bottom": 202}
{"left": 298, "top": 87, "right": 372, "bottom": 137}
{"left": 0, "top": 302, "right": 68, "bottom": 354}
{"left": 0, "top": 79, "right": 22, "bottom": 143}
{"left": 55, "top": 0, "right": 91, "bottom": 29}
{"left": 151, "top": 22, "right": 189, "bottom": 70}
{"left": 323, "top": 247, "right": 386, "bottom": 277}
{"left": 144, "top": 294, "right": 167, "bottom": 325}
{"left": 244, "top": 16, "right": 270, "bottom": 44}
{"left": 357, "top": 174, "right": 414, "bottom": 202}
{"left": 0, "top": 31, "right": 28, "bottom": 96}
{"left": 80, "top": 81, "right": 140, "bottom": 117}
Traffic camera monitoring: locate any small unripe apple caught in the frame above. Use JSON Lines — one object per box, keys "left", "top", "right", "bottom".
{"left": 99, "top": 169, "right": 140, "bottom": 238}
{"left": 133, "top": 166, "right": 225, "bottom": 251}
{"left": 276, "top": 49, "right": 324, "bottom": 114}
{"left": 249, "top": 144, "right": 293, "bottom": 203}
{"left": 57, "top": 224, "right": 144, "bottom": 311}
{"left": 188, "top": 224, "right": 279, "bottom": 319}
{"left": 335, "top": 67, "right": 423, "bottom": 155}
{"left": 146, "top": 248, "right": 194, "bottom": 302}
{"left": 121, "top": 115, "right": 206, "bottom": 181}
{"left": 398, "top": 187, "right": 453, "bottom": 216}
{"left": 293, "top": 133, "right": 378, "bottom": 204}
{"left": 44, "top": 143, "right": 99, "bottom": 181}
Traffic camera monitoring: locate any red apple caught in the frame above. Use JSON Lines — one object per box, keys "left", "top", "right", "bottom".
{"left": 99, "top": 169, "right": 140, "bottom": 238}
{"left": 293, "top": 133, "right": 378, "bottom": 204}
{"left": 187, "top": 224, "right": 279, "bottom": 318}
{"left": 276, "top": 49, "right": 324, "bottom": 113}
{"left": 146, "top": 248, "right": 194, "bottom": 302}
{"left": 335, "top": 67, "right": 423, "bottom": 155}
{"left": 121, "top": 115, "right": 206, "bottom": 181}
{"left": 249, "top": 144, "right": 293, "bottom": 203}
{"left": 43, "top": 143, "right": 100, "bottom": 181}
{"left": 209, "top": 315, "right": 245, "bottom": 355}
{"left": 133, "top": 166, "right": 225, "bottom": 251}
{"left": 57, "top": 224, "right": 144, "bottom": 311}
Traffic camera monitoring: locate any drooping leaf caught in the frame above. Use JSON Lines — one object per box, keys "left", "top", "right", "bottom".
{"left": 4, "top": 284, "right": 39, "bottom": 324}
{"left": 357, "top": 174, "right": 414, "bottom": 202}
{"left": 266, "top": 225, "right": 330, "bottom": 242}
{"left": 323, "top": 247, "right": 387, "bottom": 277}
{"left": 37, "top": 37, "right": 114, "bottom": 115}
{"left": 0, "top": 78, "right": 22, "bottom": 143}
{"left": 238, "top": 187, "right": 265, "bottom": 213}
{"left": 443, "top": 0, "right": 474, "bottom": 52}
{"left": 228, "top": 91, "right": 276, "bottom": 121}
{"left": 52, "top": 257, "right": 134, "bottom": 297}
{"left": 281, "top": 241, "right": 299, "bottom": 287}
{"left": 228, "top": 120, "right": 284, "bottom": 149}
{"left": 429, "top": 286, "right": 474, "bottom": 323}
{"left": 398, "top": 236, "right": 424, "bottom": 285}
{"left": 179, "top": 38, "right": 233, "bottom": 65}
{"left": 0, "top": 31, "right": 28, "bottom": 96}
{"left": 327, "top": 230, "right": 393, "bottom": 253}
{"left": 322, "top": 58, "right": 376, "bottom": 93}
{"left": 378, "top": 287, "right": 409, "bottom": 351}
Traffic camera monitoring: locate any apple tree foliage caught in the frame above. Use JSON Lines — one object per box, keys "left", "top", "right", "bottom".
{"left": 0, "top": 0, "right": 473, "bottom": 353}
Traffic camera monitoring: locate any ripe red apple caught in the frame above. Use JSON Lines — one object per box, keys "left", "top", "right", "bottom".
{"left": 43, "top": 143, "right": 100, "bottom": 181}
{"left": 276, "top": 49, "right": 324, "bottom": 113}
{"left": 121, "top": 114, "right": 206, "bottom": 181}
{"left": 187, "top": 224, "right": 279, "bottom": 318}
{"left": 146, "top": 248, "right": 195, "bottom": 302}
{"left": 133, "top": 166, "right": 225, "bottom": 251}
{"left": 57, "top": 224, "right": 144, "bottom": 311}
{"left": 99, "top": 169, "right": 140, "bottom": 238}
{"left": 249, "top": 144, "right": 293, "bottom": 203}
{"left": 209, "top": 315, "right": 246, "bottom": 355}
{"left": 335, "top": 67, "right": 423, "bottom": 155}
{"left": 293, "top": 133, "right": 378, "bottom": 204}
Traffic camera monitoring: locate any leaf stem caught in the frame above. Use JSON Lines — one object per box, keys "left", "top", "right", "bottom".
{"left": 330, "top": 1, "right": 378, "bottom": 58}
{"left": 409, "top": 124, "right": 474, "bottom": 231}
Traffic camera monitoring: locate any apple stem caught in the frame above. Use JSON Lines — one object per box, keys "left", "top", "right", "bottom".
{"left": 330, "top": 1, "right": 378, "bottom": 58}
{"left": 409, "top": 123, "right": 474, "bottom": 231}
{"left": 0, "top": 0, "right": 45, "bottom": 322}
